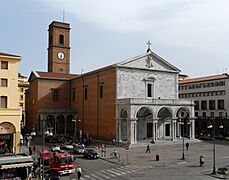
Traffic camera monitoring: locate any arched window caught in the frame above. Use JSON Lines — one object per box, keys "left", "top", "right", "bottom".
{"left": 59, "top": 35, "right": 64, "bottom": 45}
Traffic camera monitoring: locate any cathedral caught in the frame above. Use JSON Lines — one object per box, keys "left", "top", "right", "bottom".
{"left": 26, "top": 21, "right": 195, "bottom": 144}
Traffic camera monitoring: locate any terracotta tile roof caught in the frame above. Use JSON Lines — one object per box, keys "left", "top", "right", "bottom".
{"left": 36, "top": 71, "right": 79, "bottom": 80}
{"left": 179, "top": 73, "right": 229, "bottom": 84}
{"left": 0, "top": 52, "right": 21, "bottom": 57}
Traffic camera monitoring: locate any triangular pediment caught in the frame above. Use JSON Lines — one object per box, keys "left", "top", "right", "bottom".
{"left": 116, "top": 50, "right": 180, "bottom": 72}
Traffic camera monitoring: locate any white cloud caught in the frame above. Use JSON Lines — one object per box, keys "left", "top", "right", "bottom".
{"left": 39, "top": 0, "right": 229, "bottom": 51}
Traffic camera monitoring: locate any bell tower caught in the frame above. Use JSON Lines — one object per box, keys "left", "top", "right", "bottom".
{"left": 48, "top": 21, "right": 71, "bottom": 74}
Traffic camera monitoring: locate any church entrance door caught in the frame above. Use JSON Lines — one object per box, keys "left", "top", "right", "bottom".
{"left": 147, "top": 123, "right": 153, "bottom": 137}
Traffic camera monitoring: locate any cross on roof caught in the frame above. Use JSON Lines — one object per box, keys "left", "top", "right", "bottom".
{"left": 146, "top": 41, "right": 151, "bottom": 52}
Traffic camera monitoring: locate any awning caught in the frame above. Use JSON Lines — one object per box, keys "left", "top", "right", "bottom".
{"left": 0, "top": 162, "right": 33, "bottom": 169}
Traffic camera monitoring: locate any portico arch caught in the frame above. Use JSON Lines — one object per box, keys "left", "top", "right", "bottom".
{"left": 120, "top": 109, "right": 127, "bottom": 141}
{"left": 157, "top": 107, "right": 173, "bottom": 139}
{"left": 136, "top": 107, "right": 153, "bottom": 140}
{"left": 56, "top": 115, "right": 65, "bottom": 135}
{"left": 177, "top": 107, "right": 190, "bottom": 137}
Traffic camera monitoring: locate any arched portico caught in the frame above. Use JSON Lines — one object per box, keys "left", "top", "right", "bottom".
{"left": 136, "top": 107, "right": 154, "bottom": 140}
{"left": 37, "top": 109, "right": 77, "bottom": 137}
{"left": 157, "top": 107, "right": 173, "bottom": 139}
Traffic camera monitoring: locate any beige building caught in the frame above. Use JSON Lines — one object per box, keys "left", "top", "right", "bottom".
{"left": 18, "top": 73, "right": 29, "bottom": 128}
{"left": 179, "top": 73, "right": 229, "bottom": 136}
{"left": 0, "top": 52, "right": 22, "bottom": 153}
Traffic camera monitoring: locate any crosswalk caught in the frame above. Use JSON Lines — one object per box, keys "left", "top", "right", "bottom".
{"left": 77, "top": 165, "right": 153, "bottom": 180}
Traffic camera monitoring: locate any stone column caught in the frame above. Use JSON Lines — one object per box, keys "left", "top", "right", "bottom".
{"left": 130, "top": 118, "right": 137, "bottom": 144}
{"left": 153, "top": 120, "right": 158, "bottom": 141}
{"left": 172, "top": 120, "right": 177, "bottom": 140}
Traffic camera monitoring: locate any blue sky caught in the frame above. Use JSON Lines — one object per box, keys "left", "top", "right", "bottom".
{"left": 1, "top": 0, "right": 229, "bottom": 78}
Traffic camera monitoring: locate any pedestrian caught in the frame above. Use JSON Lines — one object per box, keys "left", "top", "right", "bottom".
{"left": 186, "top": 142, "right": 189, "bottom": 151}
{"left": 199, "top": 155, "right": 204, "bottom": 167}
{"left": 113, "top": 150, "right": 117, "bottom": 158}
{"left": 29, "top": 147, "right": 32, "bottom": 155}
{"left": 146, "top": 144, "right": 150, "bottom": 153}
{"left": 77, "top": 166, "right": 82, "bottom": 180}
{"left": 33, "top": 145, "right": 36, "bottom": 154}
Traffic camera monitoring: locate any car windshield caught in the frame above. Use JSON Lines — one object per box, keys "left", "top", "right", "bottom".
{"left": 87, "top": 150, "right": 96, "bottom": 153}
{"left": 59, "top": 156, "right": 74, "bottom": 164}
{"left": 75, "top": 145, "right": 84, "bottom": 149}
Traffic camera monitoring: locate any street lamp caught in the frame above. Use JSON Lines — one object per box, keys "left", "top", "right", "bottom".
{"left": 178, "top": 110, "right": 188, "bottom": 160}
{"left": 207, "top": 117, "right": 223, "bottom": 175}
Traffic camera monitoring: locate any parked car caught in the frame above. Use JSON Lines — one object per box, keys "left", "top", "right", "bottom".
{"left": 83, "top": 149, "right": 99, "bottom": 159}
{"left": 51, "top": 144, "right": 61, "bottom": 152}
{"left": 61, "top": 142, "right": 74, "bottom": 150}
{"left": 45, "top": 136, "right": 57, "bottom": 143}
{"left": 73, "top": 144, "right": 85, "bottom": 155}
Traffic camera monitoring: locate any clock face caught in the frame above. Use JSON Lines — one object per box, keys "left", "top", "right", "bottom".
{"left": 57, "top": 52, "right": 65, "bottom": 60}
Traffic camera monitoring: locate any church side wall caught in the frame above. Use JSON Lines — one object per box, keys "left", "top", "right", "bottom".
{"left": 71, "top": 67, "right": 116, "bottom": 141}
{"left": 116, "top": 67, "right": 178, "bottom": 100}
{"left": 26, "top": 79, "right": 71, "bottom": 131}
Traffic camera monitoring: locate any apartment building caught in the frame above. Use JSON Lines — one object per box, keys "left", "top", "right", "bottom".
{"left": 179, "top": 73, "right": 229, "bottom": 136}
{"left": 0, "top": 52, "right": 22, "bottom": 153}
{"left": 18, "top": 73, "right": 29, "bottom": 129}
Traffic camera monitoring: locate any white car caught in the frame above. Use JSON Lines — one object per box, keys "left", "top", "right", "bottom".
{"left": 61, "top": 143, "right": 74, "bottom": 150}
{"left": 51, "top": 144, "right": 61, "bottom": 151}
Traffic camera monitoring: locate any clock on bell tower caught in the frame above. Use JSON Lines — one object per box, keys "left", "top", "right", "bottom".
{"left": 47, "top": 21, "right": 71, "bottom": 74}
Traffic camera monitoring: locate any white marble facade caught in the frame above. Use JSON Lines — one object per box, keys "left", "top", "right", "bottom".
{"left": 115, "top": 50, "right": 195, "bottom": 144}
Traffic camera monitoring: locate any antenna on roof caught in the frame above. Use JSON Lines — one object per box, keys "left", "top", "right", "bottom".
{"left": 63, "top": 10, "right": 65, "bottom": 22}
{"left": 81, "top": 69, "right": 83, "bottom": 75}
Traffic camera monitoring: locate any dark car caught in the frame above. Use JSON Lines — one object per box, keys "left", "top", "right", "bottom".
{"left": 83, "top": 149, "right": 99, "bottom": 159}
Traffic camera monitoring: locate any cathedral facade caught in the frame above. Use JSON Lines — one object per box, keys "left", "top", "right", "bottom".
{"left": 26, "top": 21, "right": 195, "bottom": 144}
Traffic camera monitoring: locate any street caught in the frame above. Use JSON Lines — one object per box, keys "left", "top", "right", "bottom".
{"left": 29, "top": 137, "right": 229, "bottom": 180}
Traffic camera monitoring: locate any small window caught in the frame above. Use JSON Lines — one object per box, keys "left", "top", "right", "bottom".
{"left": 147, "top": 83, "right": 152, "bottom": 97}
{"left": 1, "top": 61, "right": 8, "bottom": 69}
{"left": 59, "top": 68, "right": 63, "bottom": 72}
{"left": 1, "top": 78, "right": 8, "bottom": 87}
{"left": 100, "top": 85, "right": 103, "bottom": 98}
{"left": 1, "top": 96, "right": 7, "bottom": 108}
{"left": 52, "top": 89, "right": 60, "bottom": 101}
{"left": 20, "top": 87, "right": 24, "bottom": 92}
{"left": 201, "top": 100, "right": 207, "bottom": 110}
{"left": 84, "top": 88, "right": 88, "bottom": 100}
{"left": 194, "top": 101, "right": 199, "bottom": 110}
{"left": 217, "top": 99, "right": 224, "bottom": 110}
{"left": 59, "top": 34, "right": 64, "bottom": 45}
{"left": 209, "top": 100, "right": 215, "bottom": 110}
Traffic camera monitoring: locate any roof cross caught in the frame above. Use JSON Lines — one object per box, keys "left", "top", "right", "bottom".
{"left": 146, "top": 41, "right": 151, "bottom": 52}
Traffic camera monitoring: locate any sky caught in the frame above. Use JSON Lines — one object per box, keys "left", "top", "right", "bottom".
{"left": 1, "top": 0, "right": 229, "bottom": 78}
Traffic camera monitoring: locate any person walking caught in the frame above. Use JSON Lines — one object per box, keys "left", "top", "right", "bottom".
{"left": 77, "top": 166, "right": 82, "bottom": 180}
{"left": 146, "top": 144, "right": 150, "bottom": 153}
{"left": 29, "top": 147, "right": 32, "bottom": 155}
{"left": 186, "top": 142, "right": 189, "bottom": 151}
{"left": 33, "top": 145, "right": 36, "bottom": 154}
{"left": 199, "top": 155, "right": 204, "bottom": 166}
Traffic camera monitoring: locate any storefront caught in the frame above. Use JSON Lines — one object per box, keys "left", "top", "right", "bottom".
{"left": 0, "top": 153, "right": 33, "bottom": 179}
{"left": 0, "top": 122, "right": 16, "bottom": 154}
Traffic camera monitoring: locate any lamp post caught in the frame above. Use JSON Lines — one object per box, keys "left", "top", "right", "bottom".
{"left": 182, "top": 119, "right": 185, "bottom": 160}
{"left": 207, "top": 116, "right": 223, "bottom": 175}
{"left": 178, "top": 110, "right": 187, "bottom": 160}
